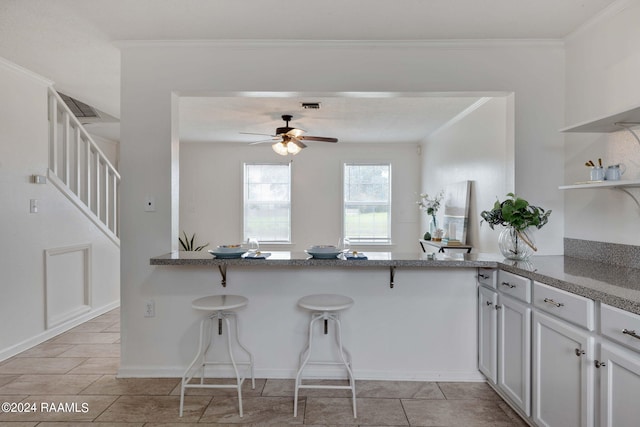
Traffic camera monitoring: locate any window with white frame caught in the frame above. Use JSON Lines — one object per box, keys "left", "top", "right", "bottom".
{"left": 243, "top": 163, "right": 291, "bottom": 243}
{"left": 343, "top": 163, "right": 391, "bottom": 244}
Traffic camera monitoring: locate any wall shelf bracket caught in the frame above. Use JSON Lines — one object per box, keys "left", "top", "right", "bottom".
{"left": 615, "top": 122, "right": 640, "bottom": 146}
{"left": 615, "top": 187, "right": 640, "bottom": 210}
{"left": 218, "top": 264, "right": 227, "bottom": 287}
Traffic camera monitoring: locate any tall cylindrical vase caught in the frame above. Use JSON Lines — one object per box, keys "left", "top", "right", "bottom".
{"left": 429, "top": 215, "right": 437, "bottom": 236}
{"left": 498, "top": 227, "right": 536, "bottom": 260}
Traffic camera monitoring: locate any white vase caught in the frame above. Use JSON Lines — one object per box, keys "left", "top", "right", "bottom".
{"left": 498, "top": 227, "right": 536, "bottom": 260}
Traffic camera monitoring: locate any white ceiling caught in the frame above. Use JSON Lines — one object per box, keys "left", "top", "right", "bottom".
{"left": 0, "top": 0, "right": 620, "bottom": 144}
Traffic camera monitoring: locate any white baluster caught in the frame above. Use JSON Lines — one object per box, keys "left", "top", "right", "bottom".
{"left": 62, "top": 111, "right": 70, "bottom": 185}
{"left": 48, "top": 93, "right": 58, "bottom": 173}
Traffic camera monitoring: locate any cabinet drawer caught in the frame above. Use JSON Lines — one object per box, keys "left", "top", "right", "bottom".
{"left": 533, "top": 281, "right": 594, "bottom": 331}
{"left": 497, "top": 270, "right": 531, "bottom": 302}
{"left": 601, "top": 304, "right": 640, "bottom": 352}
{"left": 477, "top": 268, "right": 496, "bottom": 288}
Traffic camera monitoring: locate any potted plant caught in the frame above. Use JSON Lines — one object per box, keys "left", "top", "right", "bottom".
{"left": 417, "top": 190, "right": 444, "bottom": 240}
{"left": 178, "top": 231, "right": 209, "bottom": 251}
{"left": 480, "top": 193, "right": 551, "bottom": 260}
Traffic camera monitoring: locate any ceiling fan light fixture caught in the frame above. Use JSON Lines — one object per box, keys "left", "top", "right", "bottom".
{"left": 272, "top": 141, "right": 289, "bottom": 156}
{"left": 287, "top": 142, "right": 302, "bottom": 155}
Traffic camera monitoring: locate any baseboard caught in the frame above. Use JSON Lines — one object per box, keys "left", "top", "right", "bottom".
{"left": 0, "top": 300, "right": 120, "bottom": 362}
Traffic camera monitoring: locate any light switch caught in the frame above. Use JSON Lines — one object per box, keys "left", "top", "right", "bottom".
{"left": 30, "top": 199, "right": 38, "bottom": 213}
{"left": 144, "top": 196, "right": 156, "bottom": 212}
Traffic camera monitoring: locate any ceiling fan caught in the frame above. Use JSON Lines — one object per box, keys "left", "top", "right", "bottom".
{"left": 241, "top": 114, "right": 338, "bottom": 155}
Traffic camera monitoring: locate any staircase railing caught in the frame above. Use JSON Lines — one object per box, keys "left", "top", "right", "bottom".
{"left": 47, "top": 87, "right": 120, "bottom": 245}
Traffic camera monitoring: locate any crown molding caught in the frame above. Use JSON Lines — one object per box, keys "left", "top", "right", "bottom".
{"left": 116, "top": 38, "right": 564, "bottom": 50}
{"left": 565, "top": 0, "right": 636, "bottom": 41}
{"left": 0, "top": 56, "right": 53, "bottom": 86}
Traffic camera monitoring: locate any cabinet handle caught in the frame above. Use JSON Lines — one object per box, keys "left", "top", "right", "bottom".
{"left": 478, "top": 274, "right": 489, "bottom": 279}
{"left": 575, "top": 348, "right": 585, "bottom": 357}
{"left": 495, "top": 305, "right": 502, "bottom": 310}
{"left": 595, "top": 360, "right": 606, "bottom": 368}
{"left": 486, "top": 301, "right": 493, "bottom": 307}
{"left": 501, "top": 281, "right": 516, "bottom": 289}
{"left": 622, "top": 329, "right": 640, "bottom": 340}
{"left": 543, "top": 298, "right": 564, "bottom": 308}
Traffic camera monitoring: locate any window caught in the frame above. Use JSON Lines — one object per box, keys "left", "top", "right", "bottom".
{"left": 243, "top": 163, "right": 291, "bottom": 243}
{"left": 343, "top": 163, "right": 391, "bottom": 244}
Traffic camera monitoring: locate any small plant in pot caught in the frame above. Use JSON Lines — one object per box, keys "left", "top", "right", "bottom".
{"left": 178, "top": 231, "right": 209, "bottom": 251}
{"left": 480, "top": 193, "right": 551, "bottom": 260}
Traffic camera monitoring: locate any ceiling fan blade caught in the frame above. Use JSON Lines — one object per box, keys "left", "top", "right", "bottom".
{"left": 249, "top": 138, "right": 280, "bottom": 145}
{"left": 299, "top": 136, "right": 338, "bottom": 143}
{"left": 290, "top": 137, "right": 307, "bottom": 149}
{"left": 285, "top": 128, "right": 305, "bottom": 138}
{"left": 240, "top": 132, "right": 276, "bottom": 137}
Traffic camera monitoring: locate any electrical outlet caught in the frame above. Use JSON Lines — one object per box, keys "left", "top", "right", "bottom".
{"left": 144, "top": 300, "right": 155, "bottom": 317}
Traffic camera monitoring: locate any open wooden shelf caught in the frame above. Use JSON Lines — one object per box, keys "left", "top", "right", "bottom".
{"left": 559, "top": 180, "right": 640, "bottom": 190}
{"left": 560, "top": 105, "right": 640, "bottom": 133}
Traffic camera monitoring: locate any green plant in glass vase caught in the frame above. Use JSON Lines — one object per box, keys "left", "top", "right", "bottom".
{"left": 480, "top": 193, "right": 551, "bottom": 260}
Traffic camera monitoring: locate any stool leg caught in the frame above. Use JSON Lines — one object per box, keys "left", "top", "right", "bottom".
{"left": 294, "top": 312, "right": 322, "bottom": 417}
{"left": 180, "top": 316, "right": 209, "bottom": 417}
{"left": 224, "top": 315, "right": 244, "bottom": 418}
{"left": 333, "top": 314, "right": 357, "bottom": 418}
{"left": 232, "top": 311, "right": 255, "bottom": 389}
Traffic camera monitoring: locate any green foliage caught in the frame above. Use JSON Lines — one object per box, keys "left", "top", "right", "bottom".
{"left": 178, "top": 231, "right": 209, "bottom": 251}
{"left": 480, "top": 193, "right": 551, "bottom": 231}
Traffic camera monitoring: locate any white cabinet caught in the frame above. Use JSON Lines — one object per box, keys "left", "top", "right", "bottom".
{"left": 478, "top": 285, "right": 498, "bottom": 383}
{"left": 498, "top": 293, "right": 531, "bottom": 416}
{"left": 598, "top": 342, "right": 640, "bottom": 427}
{"left": 532, "top": 311, "right": 594, "bottom": 427}
{"left": 478, "top": 269, "right": 531, "bottom": 416}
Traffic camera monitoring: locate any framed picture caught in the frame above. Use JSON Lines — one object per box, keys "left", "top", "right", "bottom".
{"left": 441, "top": 181, "right": 471, "bottom": 244}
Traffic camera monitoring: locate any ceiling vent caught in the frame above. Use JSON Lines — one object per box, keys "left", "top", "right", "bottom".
{"left": 58, "top": 92, "right": 119, "bottom": 125}
{"left": 301, "top": 102, "right": 321, "bottom": 110}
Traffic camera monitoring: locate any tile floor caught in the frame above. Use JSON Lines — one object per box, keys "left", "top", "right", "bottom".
{"left": 0, "top": 308, "right": 527, "bottom": 426}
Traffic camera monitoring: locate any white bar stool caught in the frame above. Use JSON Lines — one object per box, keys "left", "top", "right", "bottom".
{"left": 294, "top": 293, "right": 356, "bottom": 418}
{"left": 179, "top": 295, "right": 255, "bottom": 417}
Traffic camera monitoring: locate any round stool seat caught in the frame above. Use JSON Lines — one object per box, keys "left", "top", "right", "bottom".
{"left": 298, "top": 294, "right": 354, "bottom": 312}
{"left": 192, "top": 295, "right": 248, "bottom": 312}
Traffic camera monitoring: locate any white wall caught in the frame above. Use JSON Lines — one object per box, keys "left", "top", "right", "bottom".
{"left": 180, "top": 141, "right": 420, "bottom": 252}
{"left": 564, "top": 1, "right": 640, "bottom": 245}
{"left": 0, "top": 58, "right": 120, "bottom": 360}
{"left": 420, "top": 97, "right": 515, "bottom": 253}
{"left": 119, "top": 40, "right": 565, "bottom": 374}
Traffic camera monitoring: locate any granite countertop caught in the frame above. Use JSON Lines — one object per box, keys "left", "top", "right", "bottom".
{"left": 150, "top": 251, "right": 640, "bottom": 315}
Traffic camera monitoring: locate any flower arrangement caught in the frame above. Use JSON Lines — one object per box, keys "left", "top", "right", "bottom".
{"left": 418, "top": 190, "right": 444, "bottom": 223}
{"left": 418, "top": 190, "right": 444, "bottom": 239}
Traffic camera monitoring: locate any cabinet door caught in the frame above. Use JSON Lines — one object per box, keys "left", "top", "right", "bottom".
{"left": 599, "top": 342, "right": 640, "bottom": 427}
{"left": 533, "top": 311, "right": 594, "bottom": 427}
{"left": 498, "top": 294, "right": 531, "bottom": 416}
{"left": 478, "top": 286, "right": 498, "bottom": 383}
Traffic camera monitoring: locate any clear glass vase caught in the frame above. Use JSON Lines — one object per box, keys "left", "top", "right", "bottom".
{"left": 429, "top": 216, "right": 437, "bottom": 236}
{"left": 498, "top": 227, "right": 536, "bottom": 260}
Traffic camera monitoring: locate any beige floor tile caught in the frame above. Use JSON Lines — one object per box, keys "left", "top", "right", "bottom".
{"left": 436, "top": 382, "right": 501, "bottom": 400}
{"left": 200, "top": 396, "right": 303, "bottom": 424}
{"left": 261, "top": 379, "right": 352, "bottom": 397}
{"left": 94, "top": 395, "right": 209, "bottom": 423}
{"left": 496, "top": 401, "right": 529, "bottom": 426}
{"left": 169, "top": 378, "right": 266, "bottom": 397}
{"left": 0, "top": 376, "right": 19, "bottom": 387}
{"left": 14, "top": 344, "right": 75, "bottom": 358}
{"left": 0, "top": 395, "right": 117, "bottom": 423}
{"left": 57, "top": 344, "right": 120, "bottom": 358}
{"left": 37, "top": 423, "right": 142, "bottom": 427}
{"left": 51, "top": 333, "right": 120, "bottom": 345}
{"left": 0, "top": 422, "right": 38, "bottom": 426}
{"left": 402, "top": 398, "right": 515, "bottom": 426}
{"left": 80, "top": 377, "right": 179, "bottom": 396}
{"left": 0, "top": 358, "right": 86, "bottom": 375}
{"left": 0, "top": 375, "right": 101, "bottom": 395}
{"left": 102, "top": 322, "right": 120, "bottom": 333}
{"left": 357, "top": 380, "right": 445, "bottom": 399}
{"left": 68, "top": 322, "right": 114, "bottom": 334}
{"left": 67, "top": 358, "right": 120, "bottom": 375}
{"left": 304, "top": 397, "right": 408, "bottom": 426}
